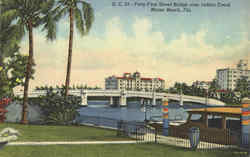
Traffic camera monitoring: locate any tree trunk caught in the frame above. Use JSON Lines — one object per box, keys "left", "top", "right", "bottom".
{"left": 65, "top": 8, "right": 74, "bottom": 97}
{"left": 21, "top": 20, "right": 34, "bottom": 124}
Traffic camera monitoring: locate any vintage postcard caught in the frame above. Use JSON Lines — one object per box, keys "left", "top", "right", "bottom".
{"left": 0, "top": 0, "right": 250, "bottom": 156}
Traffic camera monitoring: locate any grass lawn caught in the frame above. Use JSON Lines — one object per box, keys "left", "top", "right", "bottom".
{"left": 226, "top": 103, "right": 241, "bottom": 106}
{"left": 0, "top": 143, "right": 246, "bottom": 157}
{"left": 0, "top": 123, "right": 130, "bottom": 141}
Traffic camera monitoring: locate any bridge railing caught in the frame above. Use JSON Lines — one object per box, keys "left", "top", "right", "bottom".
{"left": 13, "top": 90, "right": 225, "bottom": 106}
{"left": 166, "top": 93, "right": 225, "bottom": 105}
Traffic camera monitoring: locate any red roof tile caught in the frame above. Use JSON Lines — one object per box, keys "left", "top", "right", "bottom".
{"left": 158, "top": 78, "right": 164, "bottom": 81}
{"left": 141, "top": 78, "right": 152, "bottom": 81}
{"left": 116, "top": 77, "right": 133, "bottom": 80}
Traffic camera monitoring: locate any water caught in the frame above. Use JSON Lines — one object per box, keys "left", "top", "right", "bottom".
{"left": 76, "top": 100, "right": 206, "bottom": 128}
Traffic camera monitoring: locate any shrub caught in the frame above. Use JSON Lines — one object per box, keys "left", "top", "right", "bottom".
{"left": 36, "top": 89, "right": 81, "bottom": 125}
{"left": 0, "top": 97, "right": 11, "bottom": 122}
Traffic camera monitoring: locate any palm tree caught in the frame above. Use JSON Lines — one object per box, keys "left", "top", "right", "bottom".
{"left": 0, "top": 0, "right": 56, "bottom": 124}
{"left": 52, "top": 0, "right": 94, "bottom": 96}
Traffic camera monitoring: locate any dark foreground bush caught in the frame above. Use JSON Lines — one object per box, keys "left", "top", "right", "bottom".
{"left": 36, "top": 89, "right": 81, "bottom": 125}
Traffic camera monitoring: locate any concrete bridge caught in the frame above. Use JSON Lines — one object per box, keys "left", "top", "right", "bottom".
{"left": 14, "top": 89, "right": 225, "bottom": 107}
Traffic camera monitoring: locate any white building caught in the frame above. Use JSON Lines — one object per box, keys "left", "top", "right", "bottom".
{"left": 105, "top": 72, "right": 165, "bottom": 91}
{"left": 216, "top": 60, "right": 250, "bottom": 90}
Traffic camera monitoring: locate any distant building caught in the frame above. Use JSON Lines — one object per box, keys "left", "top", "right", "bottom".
{"left": 105, "top": 72, "right": 165, "bottom": 91}
{"left": 216, "top": 59, "right": 250, "bottom": 90}
{"left": 192, "top": 81, "right": 211, "bottom": 89}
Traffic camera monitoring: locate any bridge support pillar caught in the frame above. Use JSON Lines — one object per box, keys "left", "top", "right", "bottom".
{"left": 241, "top": 98, "right": 250, "bottom": 147}
{"left": 119, "top": 90, "right": 127, "bottom": 107}
{"left": 152, "top": 92, "right": 156, "bottom": 106}
{"left": 162, "top": 98, "right": 169, "bottom": 136}
{"left": 81, "top": 93, "right": 88, "bottom": 106}
{"left": 152, "top": 98, "right": 156, "bottom": 106}
{"left": 140, "top": 98, "right": 144, "bottom": 105}
{"left": 119, "top": 96, "right": 127, "bottom": 107}
{"left": 110, "top": 97, "right": 113, "bottom": 105}
{"left": 147, "top": 99, "right": 151, "bottom": 105}
{"left": 179, "top": 93, "right": 183, "bottom": 106}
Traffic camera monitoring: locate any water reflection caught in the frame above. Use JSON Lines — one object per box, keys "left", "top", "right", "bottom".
{"left": 77, "top": 100, "right": 205, "bottom": 125}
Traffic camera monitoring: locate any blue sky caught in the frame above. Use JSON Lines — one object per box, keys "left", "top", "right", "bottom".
{"left": 19, "top": 0, "right": 250, "bottom": 89}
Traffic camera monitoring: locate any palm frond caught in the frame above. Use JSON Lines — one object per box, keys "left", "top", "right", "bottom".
{"left": 81, "top": 1, "right": 94, "bottom": 35}
{"left": 12, "top": 20, "right": 26, "bottom": 41}
{"left": 0, "top": 0, "right": 19, "bottom": 11}
{"left": 74, "top": 7, "right": 85, "bottom": 35}
{"left": 40, "top": 0, "right": 56, "bottom": 14}
{"left": 53, "top": 6, "right": 68, "bottom": 22}
{"left": 42, "top": 13, "right": 57, "bottom": 41}
{"left": 0, "top": 9, "right": 19, "bottom": 22}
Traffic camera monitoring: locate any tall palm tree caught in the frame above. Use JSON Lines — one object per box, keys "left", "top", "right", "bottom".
{"left": 0, "top": 0, "right": 56, "bottom": 124}
{"left": 52, "top": 0, "right": 94, "bottom": 96}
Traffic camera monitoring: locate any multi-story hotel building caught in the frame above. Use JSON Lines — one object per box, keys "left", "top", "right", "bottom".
{"left": 216, "top": 60, "right": 250, "bottom": 90}
{"left": 105, "top": 72, "right": 165, "bottom": 91}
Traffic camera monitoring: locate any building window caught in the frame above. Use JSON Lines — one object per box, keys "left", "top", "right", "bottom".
{"left": 208, "top": 115, "right": 223, "bottom": 129}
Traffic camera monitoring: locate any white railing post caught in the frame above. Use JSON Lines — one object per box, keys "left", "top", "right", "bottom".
{"left": 81, "top": 91, "right": 88, "bottom": 107}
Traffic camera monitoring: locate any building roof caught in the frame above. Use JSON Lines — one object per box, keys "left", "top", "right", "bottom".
{"left": 112, "top": 72, "right": 165, "bottom": 81}
{"left": 141, "top": 78, "right": 152, "bottom": 81}
{"left": 115, "top": 77, "right": 165, "bottom": 81}
{"left": 158, "top": 78, "right": 165, "bottom": 81}
{"left": 116, "top": 77, "right": 133, "bottom": 80}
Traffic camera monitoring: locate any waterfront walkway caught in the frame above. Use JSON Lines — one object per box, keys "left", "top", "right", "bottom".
{"left": 7, "top": 134, "right": 237, "bottom": 150}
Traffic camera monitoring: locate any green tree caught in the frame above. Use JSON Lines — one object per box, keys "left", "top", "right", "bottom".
{"left": 220, "top": 89, "right": 240, "bottom": 105}
{"left": 181, "top": 83, "right": 190, "bottom": 95}
{"left": 0, "top": 6, "right": 35, "bottom": 98}
{"left": 0, "top": 53, "right": 35, "bottom": 98}
{"left": 208, "top": 79, "right": 220, "bottom": 99}
{"left": 94, "top": 85, "right": 101, "bottom": 90}
{"left": 173, "top": 82, "right": 192, "bottom": 95}
{"left": 1, "top": 0, "right": 56, "bottom": 124}
{"left": 235, "top": 76, "right": 250, "bottom": 100}
{"left": 174, "top": 82, "right": 182, "bottom": 94}
{"left": 0, "top": 9, "right": 20, "bottom": 98}
{"left": 51, "top": 0, "right": 94, "bottom": 96}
